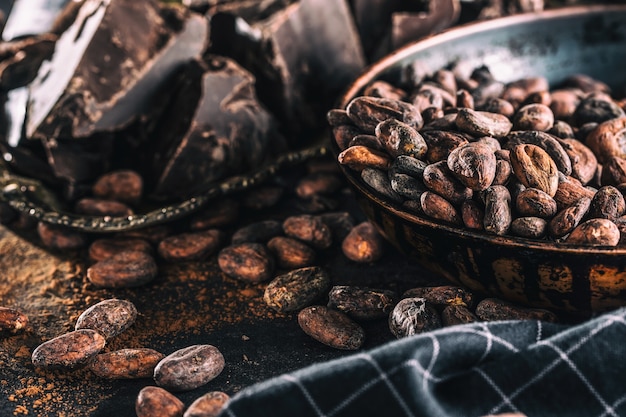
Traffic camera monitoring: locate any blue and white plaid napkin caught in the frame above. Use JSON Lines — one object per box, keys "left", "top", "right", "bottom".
{"left": 219, "top": 308, "right": 626, "bottom": 417}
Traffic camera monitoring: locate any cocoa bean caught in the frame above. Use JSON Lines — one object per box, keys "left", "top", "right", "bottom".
{"left": 282, "top": 215, "right": 333, "bottom": 249}
{"left": 338, "top": 145, "right": 392, "bottom": 171}
{"left": 482, "top": 185, "right": 512, "bottom": 235}
{"left": 327, "top": 286, "right": 397, "bottom": 320}
{"left": 74, "top": 198, "right": 133, "bottom": 217}
{"left": 32, "top": 329, "right": 106, "bottom": 369}
{"left": 184, "top": 391, "right": 230, "bottom": 417}
{"left": 515, "top": 188, "right": 557, "bottom": 218}
{"left": 135, "top": 386, "right": 184, "bottom": 417}
{"left": 375, "top": 118, "right": 428, "bottom": 159}
{"left": 298, "top": 305, "right": 365, "bottom": 350}
{"left": 420, "top": 191, "right": 462, "bottom": 225}
{"left": 388, "top": 298, "right": 441, "bottom": 338}
{"left": 549, "top": 197, "right": 592, "bottom": 238}
{"left": 264, "top": 266, "right": 331, "bottom": 313}
{"left": 589, "top": 186, "right": 626, "bottom": 220}
{"left": 455, "top": 108, "right": 512, "bottom": 138}
{"left": 510, "top": 217, "right": 547, "bottom": 239}
{"left": 341, "top": 221, "right": 384, "bottom": 263}
{"left": 510, "top": 144, "right": 559, "bottom": 197}
{"left": 565, "top": 218, "right": 620, "bottom": 247}
{"left": 157, "top": 230, "right": 223, "bottom": 262}
{"left": 154, "top": 345, "right": 225, "bottom": 392}
{"left": 423, "top": 161, "right": 473, "bottom": 204}
{"left": 88, "top": 238, "right": 152, "bottom": 262}
{"left": 513, "top": 103, "right": 554, "bottom": 131}
{"left": 402, "top": 285, "right": 474, "bottom": 308}
{"left": 441, "top": 304, "right": 478, "bottom": 326}
{"left": 92, "top": 169, "right": 143, "bottom": 205}
{"left": 447, "top": 142, "right": 497, "bottom": 191}
{"left": 37, "top": 222, "right": 86, "bottom": 250}
{"left": 75, "top": 299, "right": 137, "bottom": 339}
{"left": 217, "top": 243, "right": 275, "bottom": 283}
{"left": 87, "top": 251, "right": 158, "bottom": 288}
{"left": 89, "top": 348, "right": 164, "bottom": 379}
{"left": 267, "top": 236, "right": 316, "bottom": 269}
{"left": 475, "top": 298, "right": 558, "bottom": 322}
{"left": 189, "top": 198, "right": 239, "bottom": 230}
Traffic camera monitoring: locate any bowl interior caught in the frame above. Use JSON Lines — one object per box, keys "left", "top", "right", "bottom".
{"left": 335, "top": 5, "right": 626, "bottom": 314}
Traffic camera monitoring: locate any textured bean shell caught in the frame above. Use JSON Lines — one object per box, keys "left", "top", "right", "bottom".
{"left": 135, "top": 386, "right": 184, "bottom": 417}
{"left": 264, "top": 266, "right": 331, "bottom": 313}
{"left": 0, "top": 307, "right": 29, "bottom": 333}
{"left": 32, "top": 330, "right": 106, "bottom": 369}
{"left": 87, "top": 251, "right": 158, "bottom": 288}
{"left": 75, "top": 299, "right": 137, "bottom": 339}
{"left": 89, "top": 348, "right": 165, "bottom": 379}
{"left": 154, "top": 345, "right": 225, "bottom": 392}
{"left": 388, "top": 298, "right": 441, "bottom": 338}
{"left": 327, "top": 286, "right": 397, "bottom": 320}
{"left": 184, "top": 391, "right": 230, "bottom": 417}
{"left": 298, "top": 306, "right": 365, "bottom": 350}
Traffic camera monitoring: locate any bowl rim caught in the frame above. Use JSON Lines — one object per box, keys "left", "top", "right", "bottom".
{"left": 334, "top": 4, "right": 626, "bottom": 256}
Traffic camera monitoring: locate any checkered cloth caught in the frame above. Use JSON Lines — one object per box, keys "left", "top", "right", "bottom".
{"left": 219, "top": 308, "right": 626, "bottom": 417}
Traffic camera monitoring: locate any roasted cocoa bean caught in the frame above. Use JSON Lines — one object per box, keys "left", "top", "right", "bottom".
{"left": 264, "top": 266, "right": 331, "bottom": 313}
{"left": 37, "top": 222, "right": 86, "bottom": 250}
{"left": 510, "top": 217, "right": 547, "bottom": 239}
{"left": 475, "top": 298, "right": 558, "bottom": 322}
{"left": 441, "top": 304, "right": 478, "bottom": 326}
{"left": 135, "top": 386, "right": 184, "bottom": 417}
{"left": 504, "top": 130, "right": 572, "bottom": 176}
{"left": 456, "top": 89, "right": 474, "bottom": 109}
{"left": 554, "top": 174, "right": 596, "bottom": 209}
{"left": 154, "top": 345, "right": 225, "bottom": 392}
{"left": 510, "top": 144, "right": 558, "bottom": 197}
{"left": 267, "top": 236, "right": 316, "bottom": 269}
{"left": 341, "top": 221, "right": 384, "bottom": 263}
{"left": 549, "top": 120, "right": 576, "bottom": 139}
{"left": 589, "top": 186, "right": 626, "bottom": 220}
{"left": 75, "top": 299, "right": 137, "bottom": 339}
{"left": 573, "top": 93, "right": 625, "bottom": 125}
{"left": 482, "top": 185, "right": 512, "bottom": 235}
{"left": 447, "top": 142, "right": 497, "bottom": 191}
{"left": 298, "top": 305, "right": 365, "bottom": 350}
{"left": 390, "top": 172, "right": 427, "bottom": 200}
{"left": 87, "top": 251, "right": 158, "bottom": 288}
{"left": 89, "top": 348, "right": 165, "bottom": 379}
{"left": 88, "top": 238, "right": 152, "bottom": 262}
{"left": 390, "top": 155, "right": 428, "bottom": 177}
{"left": 32, "top": 329, "right": 106, "bottom": 369}
{"left": 92, "top": 169, "right": 143, "bottom": 205}
{"left": 388, "top": 298, "right": 441, "bottom": 338}
{"left": 586, "top": 116, "right": 626, "bottom": 163}
{"left": 455, "top": 108, "right": 512, "bottom": 138}
{"left": 327, "top": 286, "right": 397, "bottom": 320}
{"left": 217, "top": 243, "right": 275, "bottom": 283}
{"left": 602, "top": 156, "right": 626, "bottom": 185}
{"left": 363, "top": 80, "right": 407, "bottom": 101}
{"left": 565, "top": 218, "right": 620, "bottom": 247}
{"left": 549, "top": 88, "right": 582, "bottom": 121}
{"left": 348, "top": 133, "right": 385, "bottom": 150}
{"left": 549, "top": 197, "right": 592, "bottom": 238}
{"left": 282, "top": 215, "right": 333, "bottom": 249}
{"left": 402, "top": 285, "right": 474, "bottom": 308}
{"left": 423, "top": 161, "right": 473, "bottom": 204}
{"left": 461, "top": 199, "right": 484, "bottom": 230}
{"left": 420, "top": 191, "right": 462, "bottom": 225}
{"left": 333, "top": 124, "right": 361, "bottom": 150}
{"left": 184, "top": 391, "right": 230, "bottom": 417}
{"left": 561, "top": 138, "right": 597, "bottom": 185}
{"left": 0, "top": 307, "right": 28, "bottom": 334}
{"left": 515, "top": 188, "right": 558, "bottom": 218}
{"left": 326, "top": 109, "right": 353, "bottom": 127}
{"left": 157, "top": 230, "right": 222, "bottom": 262}
{"left": 337, "top": 145, "right": 392, "bottom": 170}
{"left": 492, "top": 159, "right": 512, "bottom": 186}
{"left": 420, "top": 130, "right": 469, "bottom": 163}
{"left": 479, "top": 98, "right": 515, "bottom": 117}
{"left": 361, "top": 167, "right": 404, "bottom": 203}
{"left": 318, "top": 211, "right": 356, "bottom": 242}
{"left": 346, "top": 96, "right": 423, "bottom": 134}
{"left": 375, "top": 118, "right": 428, "bottom": 159}
{"left": 513, "top": 103, "right": 554, "bottom": 131}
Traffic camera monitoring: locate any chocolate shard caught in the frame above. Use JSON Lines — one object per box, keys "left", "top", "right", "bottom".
{"left": 209, "top": 0, "right": 365, "bottom": 136}
{"left": 149, "top": 56, "right": 285, "bottom": 200}
{"left": 351, "top": 0, "right": 400, "bottom": 61}
{"left": 0, "top": 34, "right": 56, "bottom": 90}
{"left": 25, "top": 0, "right": 208, "bottom": 140}
{"left": 391, "top": 0, "right": 461, "bottom": 50}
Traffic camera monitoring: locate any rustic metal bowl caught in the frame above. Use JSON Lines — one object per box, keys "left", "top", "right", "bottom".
{"left": 333, "top": 5, "right": 626, "bottom": 315}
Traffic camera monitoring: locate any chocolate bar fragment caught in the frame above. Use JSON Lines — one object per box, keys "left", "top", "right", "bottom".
{"left": 149, "top": 56, "right": 284, "bottom": 200}
{"left": 391, "top": 0, "right": 460, "bottom": 50}
{"left": 209, "top": 0, "right": 365, "bottom": 136}
{"left": 0, "top": 34, "right": 56, "bottom": 90}
{"left": 25, "top": 0, "right": 208, "bottom": 140}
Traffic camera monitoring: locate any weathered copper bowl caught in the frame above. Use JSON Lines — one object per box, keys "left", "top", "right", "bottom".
{"left": 333, "top": 5, "right": 626, "bottom": 315}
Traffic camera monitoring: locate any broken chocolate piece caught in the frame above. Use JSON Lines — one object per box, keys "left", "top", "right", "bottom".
{"left": 149, "top": 56, "right": 284, "bottom": 200}
{"left": 25, "top": 0, "right": 208, "bottom": 140}
{"left": 209, "top": 0, "right": 365, "bottom": 136}
{"left": 0, "top": 34, "right": 56, "bottom": 90}
{"left": 391, "top": 0, "right": 461, "bottom": 50}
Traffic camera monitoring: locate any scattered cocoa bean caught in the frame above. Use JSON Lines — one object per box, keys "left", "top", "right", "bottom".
{"left": 267, "top": 236, "right": 316, "bottom": 269}
{"left": 32, "top": 329, "right": 106, "bottom": 369}
{"left": 327, "top": 286, "right": 397, "bottom": 320}
{"left": 264, "top": 266, "right": 331, "bottom": 313}
{"left": 154, "top": 345, "right": 225, "bottom": 392}
{"left": 37, "top": 222, "right": 86, "bottom": 250}
{"left": 402, "top": 285, "right": 474, "bottom": 308}
{"left": 88, "top": 238, "right": 153, "bottom": 262}
{"left": 298, "top": 305, "right": 365, "bottom": 350}
{"left": 89, "top": 348, "right": 165, "bottom": 379}
{"left": 217, "top": 243, "right": 275, "bottom": 283}
{"left": 184, "top": 391, "right": 230, "bottom": 417}
{"left": 282, "top": 215, "right": 333, "bottom": 249}
{"left": 74, "top": 198, "right": 134, "bottom": 217}
{"left": 0, "top": 307, "right": 29, "bottom": 334}
{"left": 441, "top": 304, "right": 478, "bottom": 326}
{"left": 388, "top": 298, "right": 441, "bottom": 338}
{"left": 189, "top": 198, "right": 239, "bottom": 230}
{"left": 135, "top": 386, "right": 184, "bottom": 417}
{"left": 231, "top": 220, "right": 283, "bottom": 244}
{"left": 157, "top": 230, "right": 223, "bottom": 262}
{"left": 475, "top": 298, "right": 558, "bottom": 322}
{"left": 92, "top": 169, "right": 143, "bottom": 205}
{"left": 75, "top": 299, "right": 137, "bottom": 339}
{"left": 341, "top": 221, "right": 384, "bottom": 263}
{"left": 87, "top": 251, "right": 158, "bottom": 288}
